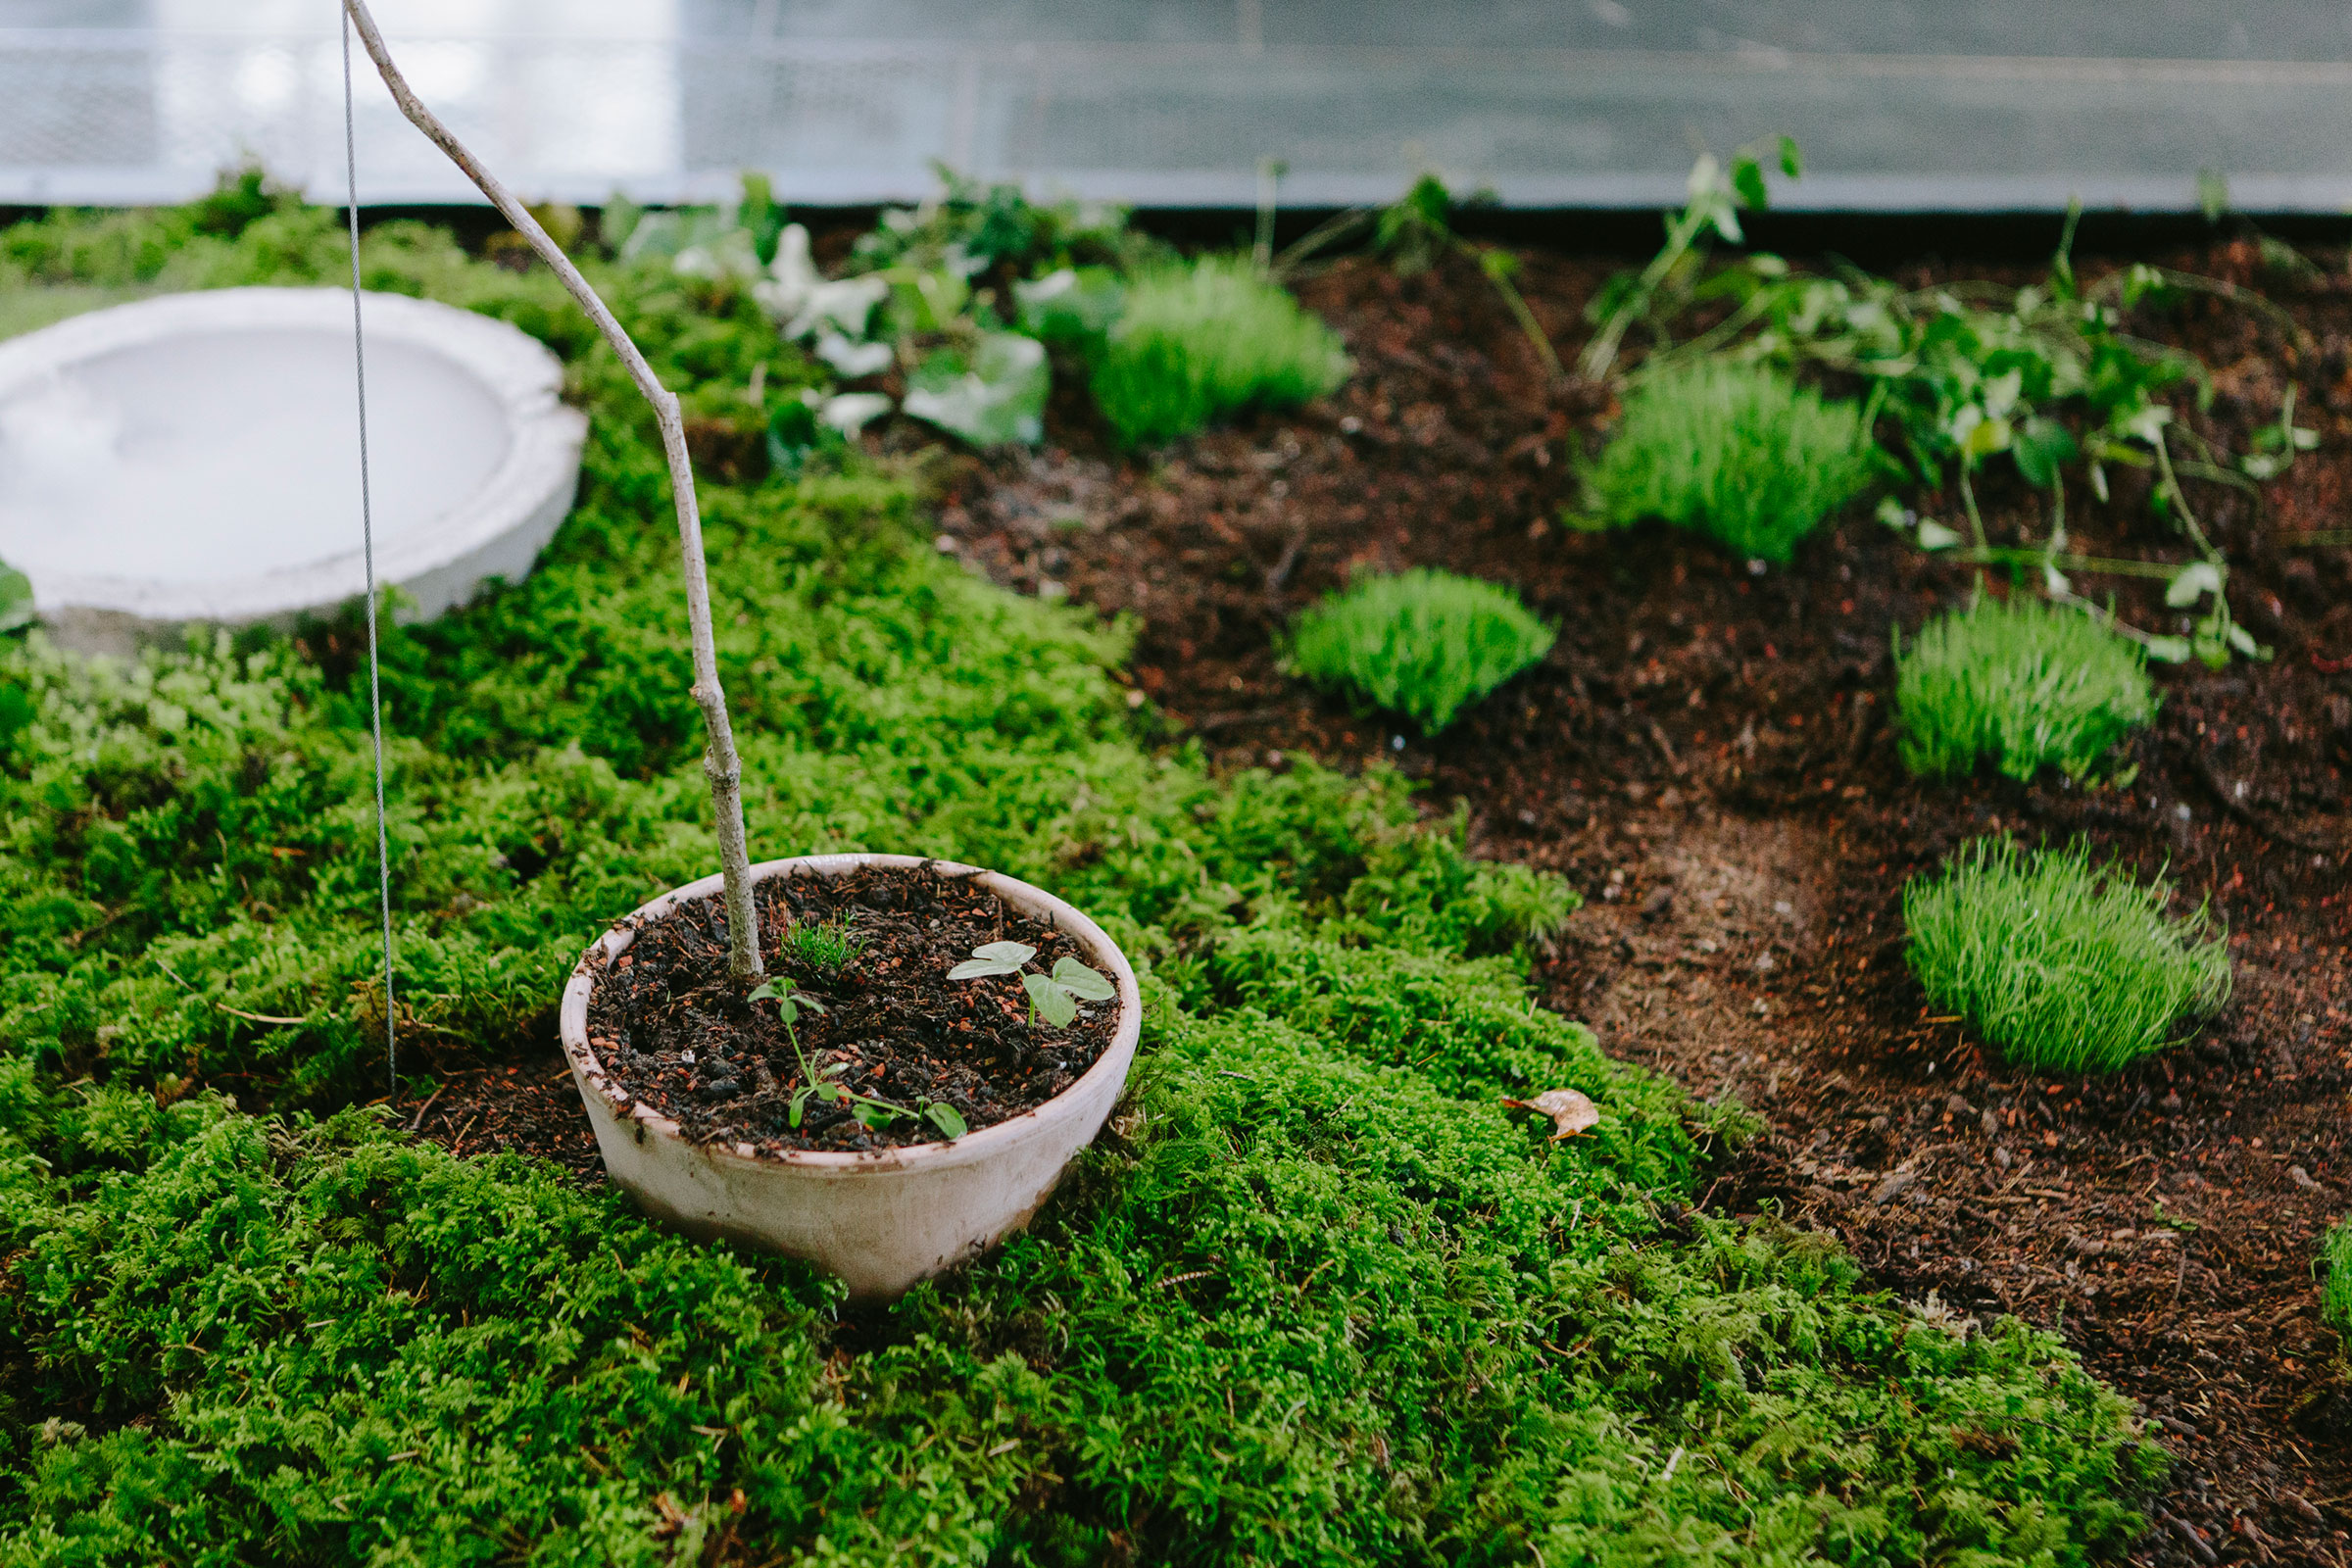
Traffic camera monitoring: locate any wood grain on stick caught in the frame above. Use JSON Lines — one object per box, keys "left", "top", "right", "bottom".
{"left": 340, "top": 0, "right": 766, "bottom": 977}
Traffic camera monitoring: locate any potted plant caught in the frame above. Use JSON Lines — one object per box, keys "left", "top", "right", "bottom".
{"left": 345, "top": 2, "right": 1141, "bottom": 1298}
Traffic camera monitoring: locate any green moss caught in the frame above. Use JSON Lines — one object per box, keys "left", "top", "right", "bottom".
{"left": 1089, "top": 257, "right": 1349, "bottom": 446}
{"left": 1583, "top": 359, "right": 1879, "bottom": 564}
{"left": 1905, "top": 838, "right": 2230, "bottom": 1073}
{"left": 1897, "top": 596, "right": 2157, "bottom": 782}
{"left": 0, "top": 188, "right": 2160, "bottom": 1563}
{"left": 1285, "top": 569, "right": 1555, "bottom": 734}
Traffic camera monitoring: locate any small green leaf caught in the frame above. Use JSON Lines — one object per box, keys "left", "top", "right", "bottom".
{"left": 2164, "top": 561, "right": 2225, "bottom": 608}
{"left": 746, "top": 980, "right": 781, "bottom": 1003}
{"left": 1915, "top": 520, "right": 1965, "bottom": 552}
{"left": 0, "top": 564, "right": 35, "bottom": 636}
{"left": 1777, "top": 134, "right": 1803, "bottom": 178}
{"left": 1022, "top": 971, "right": 1078, "bottom": 1027}
{"left": 924, "top": 1102, "right": 969, "bottom": 1139}
{"left": 2141, "top": 634, "right": 2193, "bottom": 664}
{"left": 973, "top": 942, "right": 1035, "bottom": 964}
{"left": 2012, "top": 416, "right": 2079, "bottom": 489}
{"left": 1050, "top": 956, "right": 1114, "bottom": 1003}
{"left": 1730, "top": 155, "right": 1769, "bottom": 213}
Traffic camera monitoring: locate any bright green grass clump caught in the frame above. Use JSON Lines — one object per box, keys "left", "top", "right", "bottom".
{"left": 1286, "top": 568, "right": 1555, "bottom": 733}
{"left": 1584, "top": 359, "right": 1879, "bottom": 563}
{"left": 1089, "top": 255, "right": 1349, "bottom": 445}
{"left": 1906, "top": 838, "right": 2230, "bottom": 1073}
{"left": 0, "top": 183, "right": 2165, "bottom": 1563}
{"left": 2323, "top": 1219, "right": 2352, "bottom": 1339}
{"left": 1898, "top": 595, "right": 2157, "bottom": 781}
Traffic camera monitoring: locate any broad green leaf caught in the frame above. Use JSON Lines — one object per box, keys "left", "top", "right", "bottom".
{"left": 1051, "top": 956, "right": 1115, "bottom": 1002}
{"left": 1023, "top": 971, "right": 1077, "bottom": 1027}
{"left": 2012, "top": 416, "right": 2079, "bottom": 489}
{"left": 973, "top": 942, "right": 1036, "bottom": 964}
{"left": 925, "top": 1102, "right": 969, "bottom": 1139}
{"left": 1016, "top": 267, "right": 1125, "bottom": 344}
{"left": 902, "top": 332, "right": 1050, "bottom": 448}
{"left": 1730, "top": 155, "right": 1769, "bottom": 213}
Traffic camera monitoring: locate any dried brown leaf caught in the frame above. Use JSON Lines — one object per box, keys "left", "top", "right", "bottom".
{"left": 1501, "top": 1088, "right": 1600, "bottom": 1139}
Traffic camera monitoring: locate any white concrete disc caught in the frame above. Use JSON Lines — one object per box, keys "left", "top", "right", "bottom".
{"left": 0, "top": 286, "right": 587, "bottom": 656}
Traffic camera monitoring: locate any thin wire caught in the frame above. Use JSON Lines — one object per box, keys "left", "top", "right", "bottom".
{"left": 342, "top": 3, "right": 397, "bottom": 1091}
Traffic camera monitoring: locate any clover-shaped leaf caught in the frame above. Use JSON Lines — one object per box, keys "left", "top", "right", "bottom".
{"left": 1021, "top": 956, "right": 1114, "bottom": 1028}
{"left": 948, "top": 941, "right": 1035, "bottom": 981}
{"left": 748, "top": 976, "right": 826, "bottom": 1030}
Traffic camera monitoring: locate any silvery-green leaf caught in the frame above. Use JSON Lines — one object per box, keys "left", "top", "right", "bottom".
{"left": 1875, "top": 497, "right": 1910, "bottom": 532}
{"left": 2141, "top": 634, "right": 2193, "bottom": 663}
{"left": 949, "top": 958, "right": 1019, "bottom": 980}
{"left": 1023, "top": 971, "right": 1078, "bottom": 1027}
{"left": 2164, "top": 561, "right": 2224, "bottom": 608}
{"left": 902, "top": 333, "right": 1050, "bottom": 448}
{"left": 818, "top": 392, "right": 893, "bottom": 437}
{"left": 973, "top": 941, "right": 1036, "bottom": 964}
{"left": 1051, "top": 956, "right": 1114, "bottom": 1002}
{"left": 815, "top": 332, "right": 894, "bottom": 377}
{"left": 2043, "top": 564, "right": 2072, "bottom": 597}
{"left": 1914, "top": 520, "right": 1964, "bottom": 552}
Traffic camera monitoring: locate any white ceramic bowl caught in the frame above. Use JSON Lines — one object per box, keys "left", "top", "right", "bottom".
{"left": 560, "top": 854, "right": 1142, "bottom": 1300}
{"left": 0, "top": 286, "right": 586, "bottom": 657}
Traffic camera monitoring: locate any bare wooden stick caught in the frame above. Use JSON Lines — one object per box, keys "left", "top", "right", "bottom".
{"left": 341, "top": 0, "right": 764, "bottom": 978}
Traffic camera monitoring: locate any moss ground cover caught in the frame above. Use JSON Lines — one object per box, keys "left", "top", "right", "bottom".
{"left": 0, "top": 188, "right": 2160, "bottom": 1562}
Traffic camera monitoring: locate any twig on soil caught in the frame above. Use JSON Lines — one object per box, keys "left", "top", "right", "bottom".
{"left": 404, "top": 1085, "right": 444, "bottom": 1131}
{"left": 154, "top": 957, "right": 307, "bottom": 1026}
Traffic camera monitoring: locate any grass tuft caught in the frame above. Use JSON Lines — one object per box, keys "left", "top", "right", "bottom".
{"left": 1286, "top": 569, "right": 1555, "bottom": 733}
{"left": 2324, "top": 1219, "right": 2352, "bottom": 1340}
{"left": 787, "top": 919, "right": 862, "bottom": 974}
{"left": 1897, "top": 595, "right": 2156, "bottom": 782}
{"left": 1089, "top": 256, "right": 1349, "bottom": 446}
{"left": 1583, "top": 359, "right": 1878, "bottom": 563}
{"left": 1905, "top": 838, "right": 2230, "bottom": 1074}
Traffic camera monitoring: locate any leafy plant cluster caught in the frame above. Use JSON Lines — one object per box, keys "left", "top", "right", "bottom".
{"left": 1896, "top": 593, "right": 2159, "bottom": 782}
{"left": 1580, "top": 358, "right": 1881, "bottom": 563}
{"left": 0, "top": 184, "right": 2163, "bottom": 1562}
{"left": 1904, "top": 838, "right": 2230, "bottom": 1073}
{"left": 1285, "top": 567, "right": 1556, "bottom": 733}
{"left": 1587, "top": 141, "right": 2313, "bottom": 662}
{"left": 949, "top": 939, "right": 1114, "bottom": 1027}
{"left": 619, "top": 167, "right": 1348, "bottom": 453}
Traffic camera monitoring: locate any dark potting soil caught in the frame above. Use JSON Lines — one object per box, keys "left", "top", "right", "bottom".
{"left": 581, "top": 862, "right": 1117, "bottom": 1154}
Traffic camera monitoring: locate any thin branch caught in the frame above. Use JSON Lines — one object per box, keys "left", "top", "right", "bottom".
{"left": 341, "top": 0, "right": 764, "bottom": 977}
